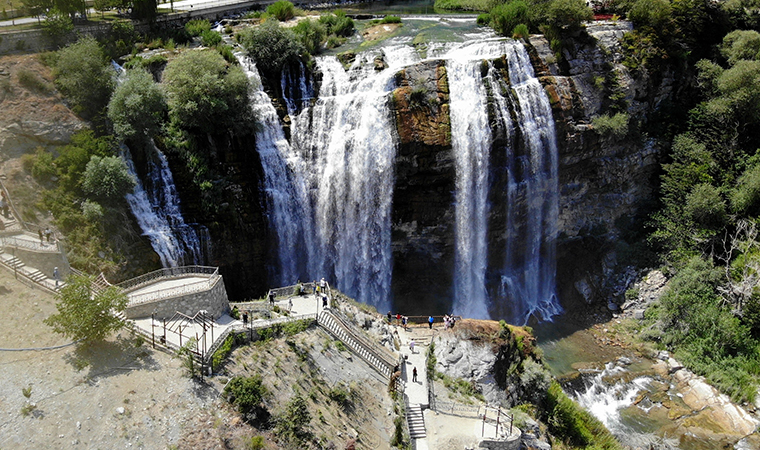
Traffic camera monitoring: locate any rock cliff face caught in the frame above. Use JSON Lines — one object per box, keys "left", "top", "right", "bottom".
{"left": 526, "top": 22, "right": 671, "bottom": 308}
{"left": 385, "top": 22, "right": 672, "bottom": 315}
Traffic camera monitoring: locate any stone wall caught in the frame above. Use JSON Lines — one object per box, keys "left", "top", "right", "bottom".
{"left": 478, "top": 435, "right": 521, "bottom": 450}
{"left": 11, "top": 246, "right": 70, "bottom": 279}
{"left": 125, "top": 275, "right": 230, "bottom": 320}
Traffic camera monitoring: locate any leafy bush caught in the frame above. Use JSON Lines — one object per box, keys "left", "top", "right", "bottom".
{"left": 512, "top": 23, "right": 530, "bottom": 39}
{"left": 490, "top": 1, "right": 529, "bottom": 37}
{"left": 476, "top": 13, "right": 491, "bottom": 25}
{"left": 685, "top": 183, "right": 726, "bottom": 228}
{"left": 282, "top": 318, "right": 314, "bottom": 335}
{"left": 319, "top": 10, "right": 354, "bottom": 38}
{"left": 42, "top": 9, "right": 74, "bottom": 44}
{"left": 731, "top": 163, "right": 760, "bottom": 214}
{"left": 721, "top": 29, "right": 760, "bottom": 65}
{"left": 54, "top": 36, "right": 115, "bottom": 121}
{"left": 267, "top": 0, "right": 295, "bottom": 21}
{"left": 328, "top": 382, "right": 352, "bottom": 406}
{"left": 185, "top": 19, "right": 211, "bottom": 37}
{"left": 371, "top": 15, "right": 401, "bottom": 24}
{"left": 224, "top": 375, "right": 270, "bottom": 425}
{"left": 108, "top": 68, "right": 167, "bottom": 142}
{"left": 29, "top": 147, "right": 57, "bottom": 183}
{"left": 44, "top": 274, "right": 129, "bottom": 343}
{"left": 628, "top": 0, "right": 672, "bottom": 29}
{"left": 239, "top": 20, "right": 306, "bottom": 77}
{"left": 293, "top": 18, "right": 327, "bottom": 55}
{"left": 592, "top": 112, "right": 629, "bottom": 139}
{"left": 82, "top": 155, "right": 136, "bottom": 204}
{"left": 162, "top": 49, "right": 250, "bottom": 133}
{"left": 201, "top": 30, "right": 222, "bottom": 47}
{"left": 546, "top": 0, "right": 592, "bottom": 30}
{"left": 81, "top": 200, "right": 104, "bottom": 221}
{"left": 276, "top": 395, "right": 312, "bottom": 442}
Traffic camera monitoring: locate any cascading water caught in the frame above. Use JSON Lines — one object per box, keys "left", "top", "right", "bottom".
{"left": 238, "top": 55, "right": 313, "bottom": 285}
{"left": 446, "top": 39, "right": 562, "bottom": 323}
{"left": 123, "top": 144, "right": 205, "bottom": 267}
{"left": 247, "top": 29, "right": 562, "bottom": 320}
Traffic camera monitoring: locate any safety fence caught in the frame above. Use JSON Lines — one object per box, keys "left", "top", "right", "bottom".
{"left": 117, "top": 265, "right": 219, "bottom": 292}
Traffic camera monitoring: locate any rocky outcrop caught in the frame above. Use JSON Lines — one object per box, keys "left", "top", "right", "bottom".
{"left": 390, "top": 60, "right": 457, "bottom": 314}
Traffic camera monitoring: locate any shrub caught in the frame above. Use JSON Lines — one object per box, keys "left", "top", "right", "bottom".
{"left": 225, "top": 375, "right": 270, "bottom": 424}
{"left": 238, "top": 20, "right": 306, "bottom": 77}
{"left": 42, "top": 9, "right": 74, "bottom": 44}
{"left": 54, "top": 36, "right": 115, "bottom": 121}
{"left": 628, "top": 0, "right": 672, "bottom": 29}
{"left": 732, "top": 163, "right": 760, "bottom": 214}
{"left": 319, "top": 10, "right": 354, "bottom": 37}
{"left": 721, "top": 30, "right": 760, "bottom": 66}
{"left": 547, "top": 0, "right": 593, "bottom": 30}
{"left": 684, "top": 183, "right": 726, "bottom": 228}
{"left": 201, "top": 30, "right": 222, "bottom": 47}
{"left": 592, "top": 112, "right": 629, "bottom": 139}
{"left": 162, "top": 49, "right": 250, "bottom": 133}
{"left": 476, "top": 13, "right": 491, "bottom": 25}
{"left": 81, "top": 155, "right": 136, "bottom": 204}
{"left": 490, "top": 1, "right": 529, "bottom": 37}
{"left": 276, "top": 395, "right": 312, "bottom": 441}
{"left": 185, "top": 19, "right": 211, "bottom": 37}
{"left": 293, "top": 18, "right": 327, "bottom": 55}
{"left": 81, "top": 200, "right": 104, "bottom": 221}
{"left": 267, "top": 0, "right": 295, "bottom": 21}
{"left": 29, "top": 147, "right": 57, "bottom": 183}
{"left": 107, "top": 68, "right": 167, "bottom": 142}
{"left": 512, "top": 23, "right": 530, "bottom": 39}
{"left": 328, "top": 382, "right": 352, "bottom": 406}
{"left": 17, "top": 69, "right": 52, "bottom": 94}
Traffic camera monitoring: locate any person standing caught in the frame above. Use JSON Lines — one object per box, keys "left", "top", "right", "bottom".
{"left": 428, "top": 316, "right": 434, "bottom": 329}
{"left": 53, "top": 266, "right": 59, "bottom": 287}
{"left": 402, "top": 316, "right": 408, "bottom": 331}
{"left": 412, "top": 367, "right": 418, "bottom": 383}
{"left": 38, "top": 229, "right": 43, "bottom": 245}
{"left": 322, "top": 294, "right": 328, "bottom": 308}
{"left": 288, "top": 298, "right": 293, "bottom": 312}
{"left": 410, "top": 339, "right": 415, "bottom": 354}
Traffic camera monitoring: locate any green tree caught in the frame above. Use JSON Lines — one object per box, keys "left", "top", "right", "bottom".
{"left": 42, "top": 8, "right": 74, "bottom": 43}
{"left": 628, "top": 0, "right": 672, "bottom": 29}
{"left": 108, "top": 68, "right": 167, "bottom": 142}
{"left": 276, "top": 395, "right": 312, "bottom": 441}
{"left": 44, "top": 274, "right": 129, "bottom": 343}
{"left": 54, "top": 36, "right": 115, "bottom": 121}
{"left": 81, "top": 155, "right": 136, "bottom": 204}
{"left": 238, "top": 20, "right": 306, "bottom": 77}
{"left": 721, "top": 29, "right": 760, "bottom": 65}
{"left": 731, "top": 161, "right": 760, "bottom": 214}
{"left": 684, "top": 183, "right": 727, "bottom": 228}
{"left": 162, "top": 49, "right": 250, "bottom": 133}
{"left": 267, "top": 0, "right": 295, "bottom": 21}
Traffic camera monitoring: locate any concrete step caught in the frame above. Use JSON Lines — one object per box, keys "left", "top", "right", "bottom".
{"left": 407, "top": 404, "right": 426, "bottom": 438}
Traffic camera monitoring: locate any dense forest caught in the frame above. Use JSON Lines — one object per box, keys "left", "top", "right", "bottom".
{"left": 11, "top": 0, "right": 760, "bottom": 439}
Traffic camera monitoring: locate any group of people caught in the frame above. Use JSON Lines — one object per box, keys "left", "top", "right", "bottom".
{"left": 442, "top": 314, "right": 457, "bottom": 330}
{"left": 37, "top": 227, "right": 53, "bottom": 246}
{"left": 312, "top": 278, "right": 329, "bottom": 308}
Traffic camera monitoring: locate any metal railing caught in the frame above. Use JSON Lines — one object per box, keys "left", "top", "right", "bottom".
{"left": 127, "top": 274, "right": 219, "bottom": 306}
{"left": 0, "top": 234, "right": 59, "bottom": 252}
{"left": 117, "top": 265, "right": 219, "bottom": 292}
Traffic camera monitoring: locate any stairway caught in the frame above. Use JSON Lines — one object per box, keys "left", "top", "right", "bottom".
{"left": 317, "top": 310, "right": 396, "bottom": 378}
{"left": 407, "top": 403, "right": 427, "bottom": 439}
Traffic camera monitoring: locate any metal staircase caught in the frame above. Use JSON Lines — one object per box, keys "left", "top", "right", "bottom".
{"left": 317, "top": 309, "right": 398, "bottom": 379}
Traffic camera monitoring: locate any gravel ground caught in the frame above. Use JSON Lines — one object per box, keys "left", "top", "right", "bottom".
{"left": 0, "top": 268, "right": 225, "bottom": 450}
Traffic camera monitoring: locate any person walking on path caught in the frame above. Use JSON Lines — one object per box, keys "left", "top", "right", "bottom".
{"left": 288, "top": 298, "right": 293, "bottom": 312}
{"left": 53, "top": 267, "right": 59, "bottom": 287}
{"left": 412, "top": 367, "right": 418, "bottom": 383}
{"left": 402, "top": 316, "right": 408, "bottom": 331}
{"left": 428, "top": 315, "right": 434, "bottom": 329}
{"left": 410, "top": 339, "right": 415, "bottom": 354}
{"left": 38, "top": 229, "right": 43, "bottom": 245}
{"left": 313, "top": 280, "right": 317, "bottom": 296}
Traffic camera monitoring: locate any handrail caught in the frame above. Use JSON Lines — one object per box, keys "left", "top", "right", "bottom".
{"left": 329, "top": 308, "right": 397, "bottom": 367}
{"left": 0, "top": 234, "right": 60, "bottom": 252}
{"left": 117, "top": 265, "right": 219, "bottom": 291}
{"left": 127, "top": 274, "right": 219, "bottom": 306}
{"left": 318, "top": 309, "right": 396, "bottom": 377}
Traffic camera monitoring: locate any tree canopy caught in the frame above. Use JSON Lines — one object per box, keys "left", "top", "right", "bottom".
{"left": 44, "top": 274, "right": 129, "bottom": 343}
{"left": 162, "top": 49, "right": 250, "bottom": 133}
{"left": 108, "top": 68, "right": 167, "bottom": 142}
{"left": 54, "top": 36, "right": 115, "bottom": 122}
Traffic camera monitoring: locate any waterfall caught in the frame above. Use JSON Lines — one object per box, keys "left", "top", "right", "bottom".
{"left": 123, "top": 144, "right": 204, "bottom": 267}
{"left": 248, "top": 33, "right": 562, "bottom": 320}
{"left": 446, "top": 39, "right": 562, "bottom": 323}
{"left": 239, "top": 55, "right": 313, "bottom": 285}
{"left": 447, "top": 43, "right": 494, "bottom": 319}
{"left": 500, "top": 42, "right": 563, "bottom": 324}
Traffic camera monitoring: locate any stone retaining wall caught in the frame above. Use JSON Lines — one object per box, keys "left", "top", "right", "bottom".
{"left": 478, "top": 434, "right": 521, "bottom": 450}
{"left": 11, "top": 246, "right": 70, "bottom": 279}
{"left": 125, "top": 275, "right": 230, "bottom": 320}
